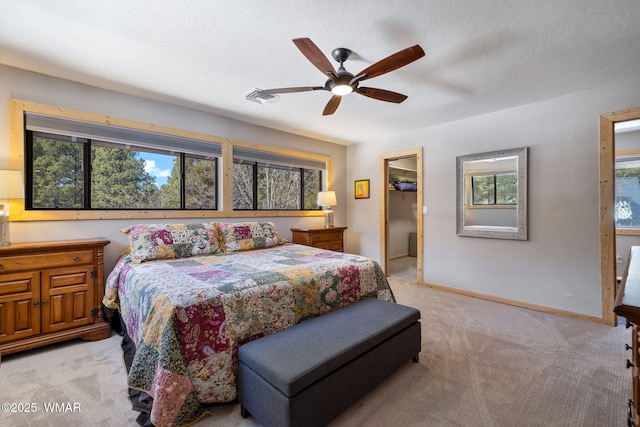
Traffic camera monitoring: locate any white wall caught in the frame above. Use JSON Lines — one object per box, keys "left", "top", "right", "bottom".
{"left": 615, "top": 129, "right": 640, "bottom": 151}
{"left": 0, "top": 65, "right": 347, "bottom": 271}
{"left": 346, "top": 74, "right": 640, "bottom": 318}
{"left": 618, "top": 235, "right": 640, "bottom": 277}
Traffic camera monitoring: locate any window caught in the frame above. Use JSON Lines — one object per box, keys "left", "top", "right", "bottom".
{"left": 30, "top": 133, "right": 85, "bottom": 208}
{"left": 25, "top": 113, "right": 220, "bottom": 210}
{"left": 470, "top": 172, "right": 517, "bottom": 206}
{"left": 10, "top": 99, "right": 331, "bottom": 221}
{"left": 615, "top": 155, "right": 640, "bottom": 228}
{"left": 232, "top": 147, "right": 322, "bottom": 210}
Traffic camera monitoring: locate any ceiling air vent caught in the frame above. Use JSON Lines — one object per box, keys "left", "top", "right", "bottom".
{"left": 245, "top": 88, "right": 278, "bottom": 104}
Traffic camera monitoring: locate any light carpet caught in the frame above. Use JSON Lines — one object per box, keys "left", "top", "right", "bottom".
{"left": 0, "top": 276, "right": 630, "bottom": 426}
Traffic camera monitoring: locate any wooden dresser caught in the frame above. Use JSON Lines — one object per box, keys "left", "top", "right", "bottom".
{"left": 615, "top": 246, "right": 640, "bottom": 426}
{"left": 0, "top": 238, "right": 111, "bottom": 355}
{"left": 290, "top": 227, "right": 347, "bottom": 252}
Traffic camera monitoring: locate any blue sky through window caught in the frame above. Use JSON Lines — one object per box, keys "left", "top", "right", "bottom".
{"left": 138, "top": 152, "right": 174, "bottom": 187}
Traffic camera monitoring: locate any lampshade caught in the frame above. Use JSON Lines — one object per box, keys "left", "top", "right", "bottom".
{"left": 317, "top": 191, "right": 337, "bottom": 207}
{"left": 0, "top": 170, "right": 23, "bottom": 246}
{"left": 0, "top": 170, "right": 25, "bottom": 199}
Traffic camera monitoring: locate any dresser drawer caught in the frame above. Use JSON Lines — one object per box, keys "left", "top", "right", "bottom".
{"left": 0, "top": 250, "right": 95, "bottom": 273}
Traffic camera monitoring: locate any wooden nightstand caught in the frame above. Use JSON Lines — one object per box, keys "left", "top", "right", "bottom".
{"left": 290, "top": 227, "right": 347, "bottom": 252}
{"left": 0, "top": 238, "right": 111, "bottom": 355}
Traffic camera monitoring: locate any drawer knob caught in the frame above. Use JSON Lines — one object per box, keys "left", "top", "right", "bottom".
{"left": 627, "top": 359, "right": 635, "bottom": 369}
{"left": 42, "top": 300, "right": 48, "bottom": 305}
{"left": 0, "top": 264, "right": 2, "bottom": 269}
{"left": 33, "top": 301, "right": 39, "bottom": 306}
{"left": 73, "top": 256, "right": 80, "bottom": 262}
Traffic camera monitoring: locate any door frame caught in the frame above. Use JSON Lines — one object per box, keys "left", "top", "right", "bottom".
{"left": 380, "top": 147, "right": 423, "bottom": 282}
{"left": 599, "top": 107, "right": 640, "bottom": 326}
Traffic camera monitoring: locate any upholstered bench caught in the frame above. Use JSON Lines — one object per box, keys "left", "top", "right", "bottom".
{"left": 237, "top": 298, "right": 421, "bottom": 427}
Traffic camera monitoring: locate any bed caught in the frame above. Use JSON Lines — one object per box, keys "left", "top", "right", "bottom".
{"left": 103, "top": 222, "right": 394, "bottom": 427}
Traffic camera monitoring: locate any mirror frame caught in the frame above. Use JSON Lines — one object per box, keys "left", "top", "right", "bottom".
{"left": 456, "top": 146, "right": 528, "bottom": 240}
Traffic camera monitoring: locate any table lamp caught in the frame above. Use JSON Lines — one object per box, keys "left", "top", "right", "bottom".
{"left": 317, "top": 191, "right": 337, "bottom": 228}
{"left": 0, "top": 170, "right": 25, "bottom": 246}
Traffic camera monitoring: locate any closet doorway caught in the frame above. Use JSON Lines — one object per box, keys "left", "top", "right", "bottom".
{"left": 380, "top": 148, "right": 423, "bottom": 282}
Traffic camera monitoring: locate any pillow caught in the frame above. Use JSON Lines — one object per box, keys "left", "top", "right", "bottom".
{"left": 394, "top": 182, "right": 418, "bottom": 191}
{"left": 217, "top": 222, "right": 288, "bottom": 253}
{"left": 389, "top": 173, "right": 417, "bottom": 184}
{"left": 122, "top": 222, "right": 223, "bottom": 263}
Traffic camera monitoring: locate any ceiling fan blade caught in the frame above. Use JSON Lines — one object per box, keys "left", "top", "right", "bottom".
{"left": 356, "top": 87, "right": 408, "bottom": 103}
{"left": 293, "top": 38, "right": 337, "bottom": 77}
{"left": 323, "top": 95, "right": 341, "bottom": 116}
{"left": 261, "top": 86, "right": 324, "bottom": 95}
{"left": 356, "top": 45, "right": 425, "bottom": 81}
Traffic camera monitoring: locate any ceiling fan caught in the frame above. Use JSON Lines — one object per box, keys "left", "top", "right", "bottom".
{"left": 260, "top": 38, "right": 425, "bottom": 116}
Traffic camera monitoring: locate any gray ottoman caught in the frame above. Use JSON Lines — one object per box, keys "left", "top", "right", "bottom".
{"left": 238, "top": 298, "right": 421, "bottom": 427}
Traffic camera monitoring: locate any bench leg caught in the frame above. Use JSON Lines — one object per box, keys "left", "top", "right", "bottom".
{"left": 412, "top": 354, "right": 419, "bottom": 363}
{"left": 240, "top": 405, "right": 250, "bottom": 418}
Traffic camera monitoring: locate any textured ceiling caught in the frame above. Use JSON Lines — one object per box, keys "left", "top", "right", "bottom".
{"left": 1, "top": 0, "right": 639, "bottom": 145}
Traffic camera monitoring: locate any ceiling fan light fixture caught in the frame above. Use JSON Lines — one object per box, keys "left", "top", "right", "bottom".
{"left": 331, "top": 84, "right": 353, "bottom": 96}
{"left": 260, "top": 38, "right": 424, "bottom": 115}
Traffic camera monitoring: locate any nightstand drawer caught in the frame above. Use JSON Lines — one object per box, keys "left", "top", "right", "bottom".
{"left": 309, "top": 231, "right": 343, "bottom": 243}
{"left": 0, "top": 250, "right": 95, "bottom": 273}
{"left": 290, "top": 227, "right": 347, "bottom": 252}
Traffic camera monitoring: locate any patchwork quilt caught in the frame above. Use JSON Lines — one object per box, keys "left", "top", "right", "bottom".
{"left": 104, "top": 243, "right": 393, "bottom": 427}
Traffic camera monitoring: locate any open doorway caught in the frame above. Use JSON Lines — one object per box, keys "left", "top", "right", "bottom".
{"left": 599, "top": 107, "right": 640, "bottom": 326}
{"left": 380, "top": 148, "right": 423, "bottom": 282}
{"left": 613, "top": 120, "right": 640, "bottom": 280}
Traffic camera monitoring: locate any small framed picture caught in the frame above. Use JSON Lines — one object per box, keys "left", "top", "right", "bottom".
{"left": 355, "top": 179, "right": 370, "bottom": 199}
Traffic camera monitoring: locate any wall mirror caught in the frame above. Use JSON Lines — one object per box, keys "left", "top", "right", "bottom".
{"left": 456, "top": 147, "right": 528, "bottom": 240}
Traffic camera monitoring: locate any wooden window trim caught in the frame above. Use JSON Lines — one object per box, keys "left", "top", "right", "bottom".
{"left": 8, "top": 99, "right": 329, "bottom": 221}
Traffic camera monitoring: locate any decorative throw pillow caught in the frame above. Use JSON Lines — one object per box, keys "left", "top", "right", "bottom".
{"left": 217, "top": 222, "right": 288, "bottom": 253}
{"left": 122, "top": 222, "right": 223, "bottom": 263}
